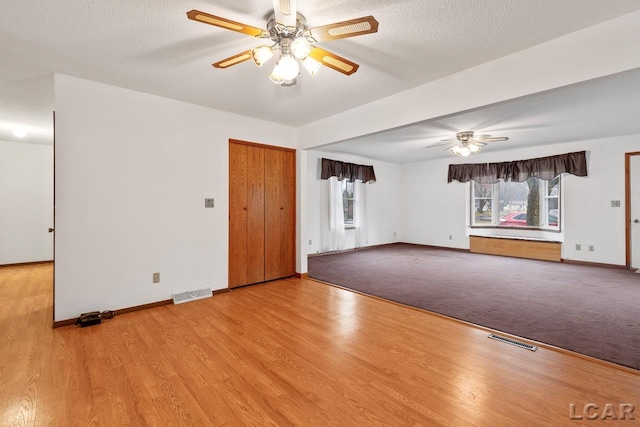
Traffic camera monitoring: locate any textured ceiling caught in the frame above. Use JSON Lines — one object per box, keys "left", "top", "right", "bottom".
{"left": 319, "top": 68, "right": 640, "bottom": 163}
{"left": 1, "top": 0, "right": 640, "bottom": 146}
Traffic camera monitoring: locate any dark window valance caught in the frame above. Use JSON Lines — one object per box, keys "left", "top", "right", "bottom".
{"left": 321, "top": 158, "right": 377, "bottom": 183}
{"left": 447, "top": 151, "right": 587, "bottom": 184}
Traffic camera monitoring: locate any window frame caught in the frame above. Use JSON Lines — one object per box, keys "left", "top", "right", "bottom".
{"left": 341, "top": 180, "right": 355, "bottom": 226}
{"left": 470, "top": 176, "right": 561, "bottom": 232}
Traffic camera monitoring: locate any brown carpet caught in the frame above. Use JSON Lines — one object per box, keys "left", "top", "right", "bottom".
{"left": 308, "top": 243, "right": 640, "bottom": 370}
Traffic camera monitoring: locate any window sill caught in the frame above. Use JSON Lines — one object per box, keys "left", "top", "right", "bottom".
{"left": 470, "top": 234, "right": 562, "bottom": 243}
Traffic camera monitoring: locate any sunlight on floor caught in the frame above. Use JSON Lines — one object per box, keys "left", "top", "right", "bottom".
{"left": 334, "top": 289, "right": 359, "bottom": 337}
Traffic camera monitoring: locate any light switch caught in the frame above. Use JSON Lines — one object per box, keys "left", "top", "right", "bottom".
{"left": 205, "top": 198, "right": 215, "bottom": 208}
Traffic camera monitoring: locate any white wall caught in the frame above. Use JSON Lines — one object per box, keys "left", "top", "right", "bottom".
{"left": 401, "top": 134, "right": 640, "bottom": 266}
{"left": 305, "top": 150, "right": 402, "bottom": 256}
{"left": 54, "top": 74, "right": 295, "bottom": 322}
{"left": 401, "top": 156, "right": 469, "bottom": 251}
{"left": 0, "top": 140, "right": 53, "bottom": 264}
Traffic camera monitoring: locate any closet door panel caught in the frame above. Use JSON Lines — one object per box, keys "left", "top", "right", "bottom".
{"left": 279, "top": 150, "right": 295, "bottom": 278}
{"left": 228, "top": 143, "right": 249, "bottom": 287}
{"left": 264, "top": 148, "right": 282, "bottom": 281}
{"left": 246, "top": 146, "right": 265, "bottom": 284}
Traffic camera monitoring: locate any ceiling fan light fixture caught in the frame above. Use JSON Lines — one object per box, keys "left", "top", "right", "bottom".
{"left": 269, "top": 66, "right": 285, "bottom": 84}
{"left": 302, "top": 57, "right": 321, "bottom": 76}
{"left": 290, "top": 36, "right": 310, "bottom": 59}
{"left": 188, "top": 8, "right": 379, "bottom": 86}
{"left": 275, "top": 53, "right": 299, "bottom": 80}
{"left": 441, "top": 131, "right": 508, "bottom": 156}
{"left": 457, "top": 131, "right": 472, "bottom": 142}
{"left": 468, "top": 143, "right": 481, "bottom": 153}
{"left": 251, "top": 45, "right": 274, "bottom": 67}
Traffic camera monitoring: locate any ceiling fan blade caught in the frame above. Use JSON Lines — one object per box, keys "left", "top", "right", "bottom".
{"left": 307, "top": 47, "right": 359, "bottom": 75}
{"left": 212, "top": 50, "right": 252, "bottom": 69}
{"left": 426, "top": 142, "right": 454, "bottom": 149}
{"left": 475, "top": 137, "right": 509, "bottom": 142}
{"left": 473, "top": 134, "right": 509, "bottom": 141}
{"left": 472, "top": 141, "right": 488, "bottom": 147}
{"left": 308, "top": 16, "right": 379, "bottom": 42}
{"left": 440, "top": 139, "right": 458, "bottom": 143}
{"left": 272, "top": 0, "right": 297, "bottom": 27}
{"left": 187, "top": 10, "right": 266, "bottom": 37}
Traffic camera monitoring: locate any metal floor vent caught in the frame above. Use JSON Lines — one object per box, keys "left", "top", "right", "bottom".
{"left": 488, "top": 334, "right": 538, "bottom": 352}
{"left": 173, "top": 287, "right": 212, "bottom": 305}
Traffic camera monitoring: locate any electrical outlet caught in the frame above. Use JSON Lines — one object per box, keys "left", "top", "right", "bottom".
{"left": 393, "top": 231, "right": 396, "bottom": 237}
{"left": 589, "top": 245, "right": 594, "bottom": 252}
{"left": 308, "top": 239, "right": 312, "bottom": 245}
{"left": 449, "top": 235, "right": 452, "bottom": 240}
{"left": 575, "top": 244, "right": 581, "bottom": 251}
{"left": 611, "top": 200, "right": 621, "bottom": 207}
{"left": 205, "top": 198, "right": 214, "bottom": 208}
{"left": 153, "top": 272, "right": 160, "bottom": 283}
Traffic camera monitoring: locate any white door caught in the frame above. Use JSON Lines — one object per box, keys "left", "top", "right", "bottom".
{"left": 630, "top": 155, "right": 640, "bottom": 269}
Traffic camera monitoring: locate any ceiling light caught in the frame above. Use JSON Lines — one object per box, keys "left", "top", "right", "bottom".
{"left": 468, "top": 143, "right": 481, "bottom": 153}
{"left": 302, "top": 57, "right": 321, "bottom": 76}
{"left": 442, "top": 131, "right": 508, "bottom": 156}
{"left": 273, "top": 53, "right": 299, "bottom": 81}
{"left": 269, "top": 67, "right": 285, "bottom": 85}
{"left": 12, "top": 127, "right": 27, "bottom": 138}
{"left": 450, "top": 144, "right": 474, "bottom": 156}
{"left": 290, "top": 37, "right": 310, "bottom": 59}
{"left": 251, "top": 45, "right": 274, "bottom": 67}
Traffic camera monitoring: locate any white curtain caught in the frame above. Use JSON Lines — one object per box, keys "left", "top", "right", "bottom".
{"left": 320, "top": 176, "right": 345, "bottom": 252}
{"left": 354, "top": 181, "right": 367, "bottom": 248}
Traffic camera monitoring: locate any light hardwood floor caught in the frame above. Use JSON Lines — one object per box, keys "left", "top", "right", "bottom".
{"left": 1, "top": 264, "right": 639, "bottom": 426}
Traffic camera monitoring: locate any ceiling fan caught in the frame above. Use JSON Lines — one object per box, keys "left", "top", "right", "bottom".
{"left": 187, "top": 1, "right": 379, "bottom": 86}
{"left": 429, "top": 131, "right": 509, "bottom": 156}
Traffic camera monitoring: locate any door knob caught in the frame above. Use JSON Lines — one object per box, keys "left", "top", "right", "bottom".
{"left": 48, "top": 228, "right": 54, "bottom": 232}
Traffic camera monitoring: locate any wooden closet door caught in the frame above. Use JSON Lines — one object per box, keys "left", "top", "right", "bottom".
{"left": 246, "top": 146, "right": 265, "bottom": 284}
{"left": 264, "top": 148, "right": 295, "bottom": 281}
{"left": 229, "top": 143, "right": 265, "bottom": 288}
{"left": 278, "top": 149, "right": 295, "bottom": 278}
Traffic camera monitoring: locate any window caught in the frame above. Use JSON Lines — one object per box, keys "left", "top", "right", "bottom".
{"left": 341, "top": 180, "right": 355, "bottom": 225}
{"left": 471, "top": 176, "right": 560, "bottom": 230}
